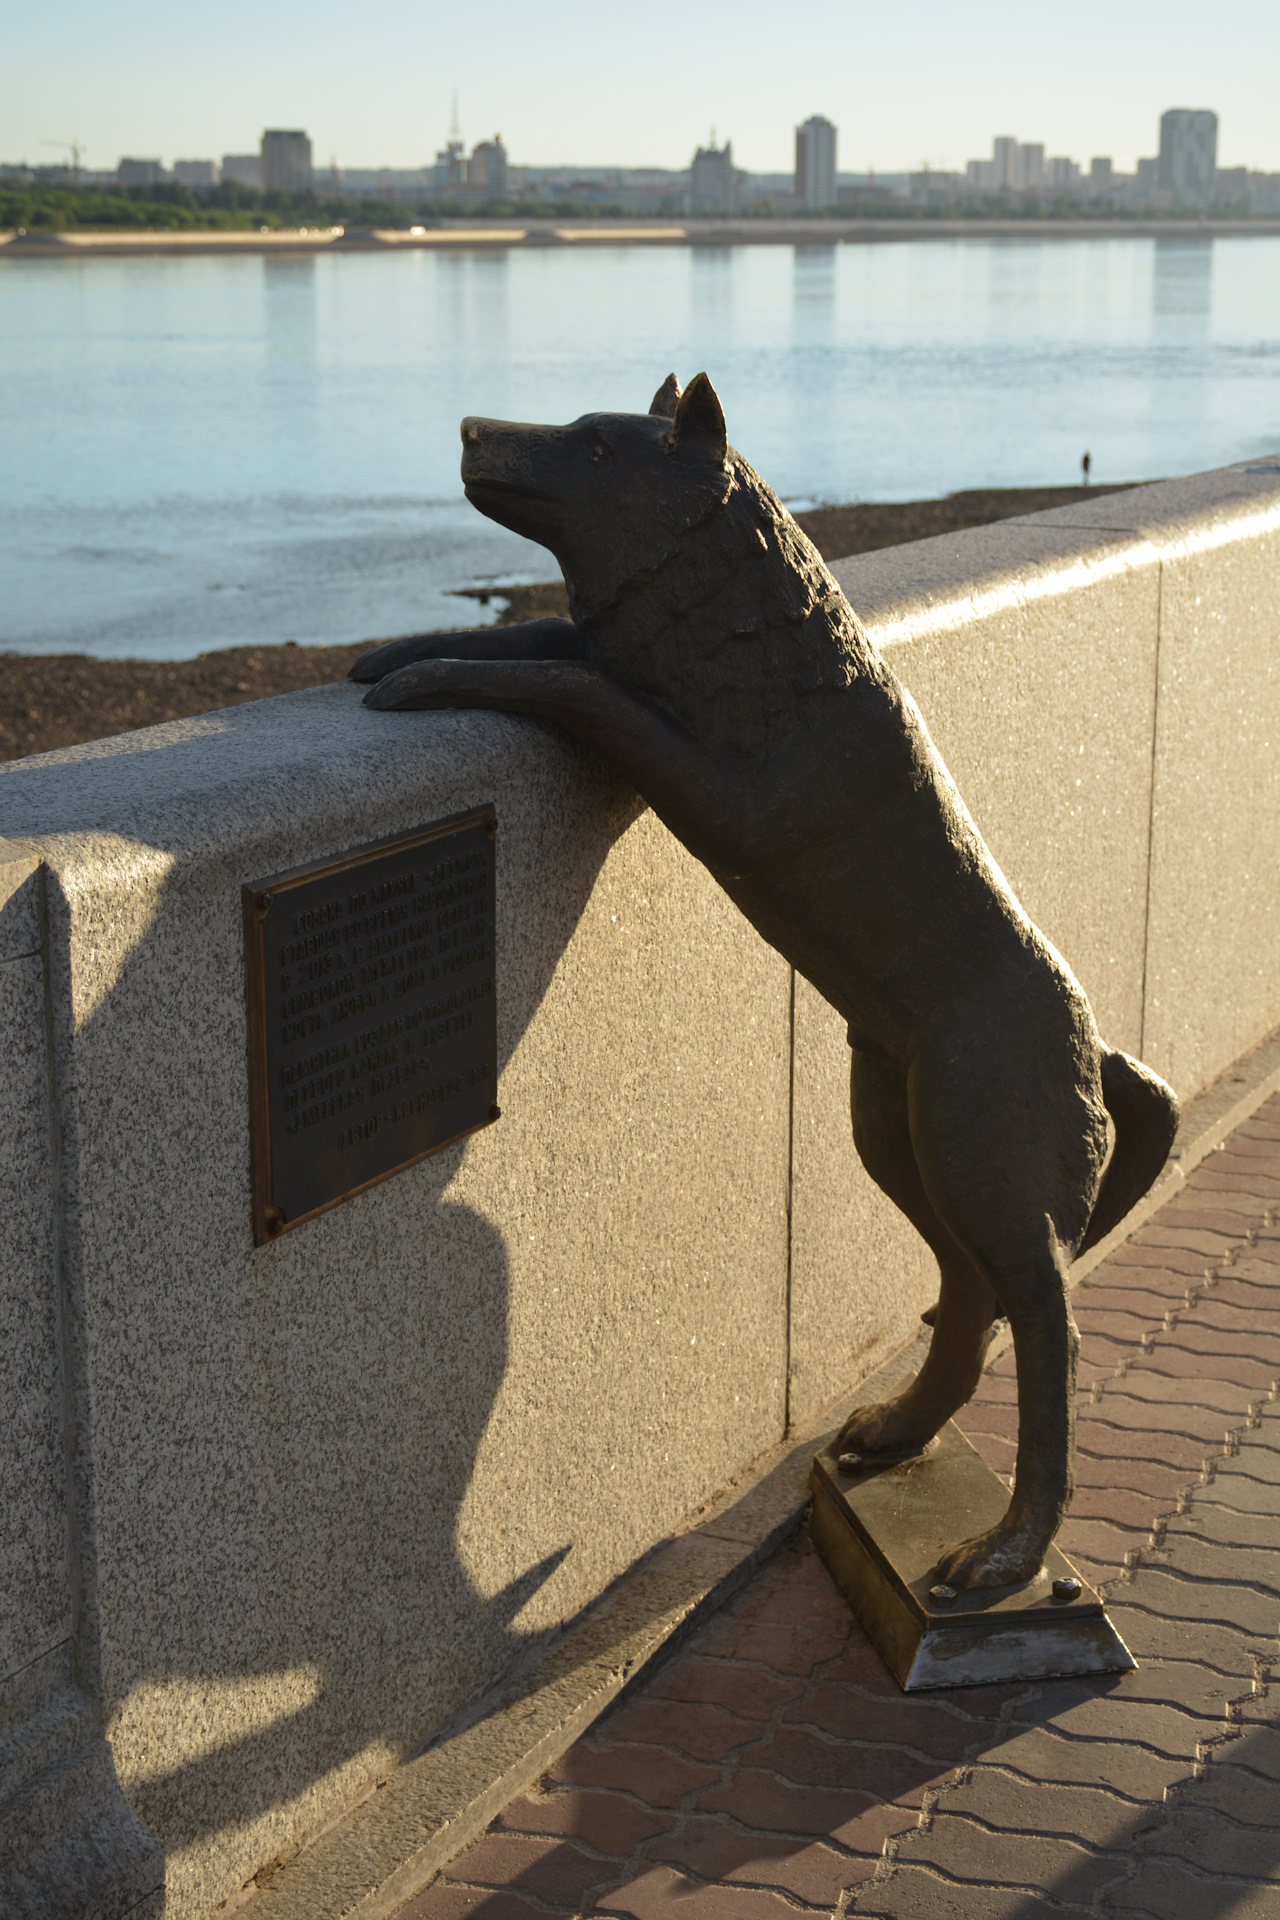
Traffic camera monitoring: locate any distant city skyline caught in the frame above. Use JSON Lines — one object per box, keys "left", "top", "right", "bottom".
{"left": 4, "top": 0, "right": 1278, "bottom": 177}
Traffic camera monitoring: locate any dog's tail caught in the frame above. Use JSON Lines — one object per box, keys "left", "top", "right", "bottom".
{"left": 1078, "top": 1048, "right": 1180, "bottom": 1256}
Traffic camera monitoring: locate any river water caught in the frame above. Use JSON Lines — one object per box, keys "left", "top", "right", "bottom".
{"left": 2, "top": 235, "right": 1278, "bottom": 658}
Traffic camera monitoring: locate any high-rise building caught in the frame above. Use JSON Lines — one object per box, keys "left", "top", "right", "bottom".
{"left": 794, "top": 115, "right": 837, "bottom": 209}
{"left": 690, "top": 140, "right": 739, "bottom": 216}
{"left": 260, "top": 129, "right": 313, "bottom": 193}
{"left": 117, "top": 158, "right": 167, "bottom": 186}
{"left": 1158, "top": 108, "right": 1218, "bottom": 202}
{"left": 174, "top": 160, "right": 218, "bottom": 188}
{"left": 221, "top": 153, "right": 262, "bottom": 189}
{"left": 1089, "top": 157, "right": 1114, "bottom": 189}
{"left": 1014, "top": 143, "right": 1044, "bottom": 191}
{"left": 468, "top": 137, "right": 508, "bottom": 198}
{"left": 434, "top": 140, "right": 466, "bottom": 192}
{"left": 992, "top": 137, "right": 1017, "bottom": 190}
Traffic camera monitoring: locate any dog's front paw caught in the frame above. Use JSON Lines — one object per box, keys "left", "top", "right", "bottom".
{"left": 836, "top": 1395, "right": 940, "bottom": 1459}
{"left": 933, "top": 1525, "right": 1046, "bottom": 1591}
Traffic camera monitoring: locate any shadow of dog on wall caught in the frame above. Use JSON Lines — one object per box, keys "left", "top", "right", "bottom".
{"left": 353, "top": 370, "right": 1180, "bottom": 1594}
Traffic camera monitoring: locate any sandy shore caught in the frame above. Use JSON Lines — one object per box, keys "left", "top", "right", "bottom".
{"left": 0, "top": 486, "right": 1129, "bottom": 762}
{"left": 5, "top": 221, "right": 1278, "bottom": 258}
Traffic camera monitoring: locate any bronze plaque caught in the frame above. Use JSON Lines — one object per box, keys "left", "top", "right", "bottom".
{"left": 243, "top": 807, "right": 497, "bottom": 1242}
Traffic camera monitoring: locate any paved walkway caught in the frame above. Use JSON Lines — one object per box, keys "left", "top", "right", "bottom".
{"left": 399, "top": 1095, "right": 1280, "bottom": 1917}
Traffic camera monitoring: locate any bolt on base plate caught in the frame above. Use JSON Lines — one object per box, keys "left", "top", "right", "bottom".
{"left": 810, "top": 1417, "right": 1136, "bottom": 1691}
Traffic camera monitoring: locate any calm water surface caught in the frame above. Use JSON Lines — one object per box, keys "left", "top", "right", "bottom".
{"left": 2, "top": 237, "right": 1278, "bottom": 658}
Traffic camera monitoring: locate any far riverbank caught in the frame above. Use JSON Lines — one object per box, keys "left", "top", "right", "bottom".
{"left": 0, "top": 485, "right": 1130, "bottom": 761}
{"left": 6, "top": 218, "right": 1280, "bottom": 257}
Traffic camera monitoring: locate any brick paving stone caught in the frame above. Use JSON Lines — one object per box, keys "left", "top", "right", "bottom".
{"left": 597, "top": 1864, "right": 833, "bottom": 1916}
{"left": 399, "top": 1888, "right": 553, "bottom": 1919}
{"left": 808, "top": 1632, "right": 910, "bottom": 1697}
{"left": 597, "top": 1697, "right": 764, "bottom": 1764}
{"left": 1074, "top": 1307, "right": 1177, "bottom": 1342}
{"left": 688, "top": 1614, "right": 845, "bottom": 1676}
{"left": 1142, "top": 1324, "right": 1280, "bottom": 1364}
{"left": 1104, "top": 1604, "right": 1263, "bottom": 1673}
{"left": 857, "top": 1865, "right": 1099, "bottom": 1916}
{"left": 548, "top": 1740, "right": 721, "bottom": 1808}
{"left": 428, "top": 1831, "right": 610, "bottom": 1907}
{"left": 1128, "top": 1225, "right": 1252, "bottom": 1256}
{"left": 951, "top": 1724, "right": 1181, "bottom": 1799}
{"left": 1054, "top": 1518, "right": 1149, "bottom": 1572}
{"left": 936, "top": 1771, "right": 1161, "bottom": 1848}
{"left": 494, "top": 1786, "right": 671, "bottom": 1855}
{"left": 780, "top": 1687, "right": 997, "bottom": 1757}
{"left": 1126, "top": 1346, "right": 1280, "bottom": 1391}
{"left": 1098, "top": 1373, "right": 1261, "bottom": 1417}
{"left": 1074, "top": 1422, "right": 1221, "bottom": 1468}
{"left": 642, "top": 1654, "right": 805, "bottom": 1721}
{"left": 1205, "top": 1274, "right": 1280, "bottom": 1320}
{"left": 1115, "top": 1567, "right": 1280, "bottom": 1636}
{"left": 1089, "top": 1395, "right": 1250, "bottom": 1443}
{"left": 962, "top": 1405, "right": 1236, "bottom": 1457}
{"left": 1208, "top": 1725, "right": 1280, "bottom": 1781}
{"left": 1160, "top": 1206, "right": 1271, "bottom": 1236}
{"left": 1145, "top": 1536, "right": 1280, "bottom": 1595}
{"left": 1091, "top": 1657, "right": 1252, "bottom": 1721}
{"left": 1141, "top": 1804, "right": 1280, "bottom": 1879}
{"left": 1162, "top": 1504, "right": 1280, "bottom": 1549}
{"left": 1169, "top": 1758, "right": 1280, "bottom": 1825}
{"left": 1000, "top": 1690, "right": 1205, "bottom": 1760}
{"left": 1185, "top": 1169, "right": 1280, "bottom": 1200}
{"left": 729, "top": 1573, "right": 859, "bottom": 1634}
{"left": 1064, "top": 1484, "right": 1182, "bottom": 1530}
{"left": 1065, "top": 1453, "right": 1193, "bottom": 1502}
{"left": 1193, "top": 1464, "right": 1280, "bottom": 1514}
{"left": 1106, "top": 1858, "right": 1279, "bottom": 1919}
{"left": 899, "top": 1814, "right": 1129, "bottom": 1900}
{"left": 741, "top": 1720, "right": 969, "bottom": 1795}
{"left": 692, "top": 1766, "right": 932, "bottom": 1843}
{"left": 1184, "top": 1297, "right": 1280, "bottom": 1335}
{"left": 649, "top": 1814, "right": 863, "bottom": 1905}
{"left": 1105, "top": 1245, "right": 1224, "bottom": 1278}
{"left": 1228, "top": 1257, "right": 1280, "bottom": 1287}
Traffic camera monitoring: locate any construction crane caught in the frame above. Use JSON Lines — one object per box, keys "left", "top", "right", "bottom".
{"left": 39, "top": 139, "right": 85, "bottom": 182}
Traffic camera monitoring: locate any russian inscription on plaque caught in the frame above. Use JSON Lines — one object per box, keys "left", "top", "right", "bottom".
{"left": 243, "top": 806, "right": 498, "bottom": 1242}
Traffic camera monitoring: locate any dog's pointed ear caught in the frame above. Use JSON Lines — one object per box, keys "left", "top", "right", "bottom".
{"left": 649, "top": 373, "right": 681, "bottom": 418}
{"left": 668, "top": 371, "right": 727, "bottom": 467}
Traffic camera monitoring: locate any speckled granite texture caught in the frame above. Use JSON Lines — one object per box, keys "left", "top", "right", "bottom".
{"left": 0, "top": 457, "right": 1277, "bottom": 1919}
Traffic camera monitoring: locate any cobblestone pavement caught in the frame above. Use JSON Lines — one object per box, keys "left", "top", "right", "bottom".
{"left": 398, "top": 1095, "right": 1280, "bottom": 1918}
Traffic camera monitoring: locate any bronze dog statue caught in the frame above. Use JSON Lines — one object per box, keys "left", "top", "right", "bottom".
{"left": 351, "top": 372, "right": 1178, "bottom": 1591}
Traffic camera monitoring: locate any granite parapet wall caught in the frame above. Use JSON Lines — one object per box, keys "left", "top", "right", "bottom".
{"left": 1, "top": 454, "right": 1277, "bottom": 1917}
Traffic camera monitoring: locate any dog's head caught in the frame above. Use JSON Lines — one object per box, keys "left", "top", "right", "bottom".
{"left": 459, "top": 373, "right": 734, "bottom": 621}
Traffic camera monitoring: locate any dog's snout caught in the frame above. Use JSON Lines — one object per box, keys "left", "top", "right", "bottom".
{"left": 461, "top": 418, "right": 482, "bottom": 446}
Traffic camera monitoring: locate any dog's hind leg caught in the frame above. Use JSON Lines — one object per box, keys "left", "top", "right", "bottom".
{"left": 905, "top": 1031, "right": 1097, "bottom": 1590}
{"left": 931, "top": 1238, "right": 1078, "bottom": 1590}
{"left": 835, "top": 1051, "right": 999, "bottom": 1460}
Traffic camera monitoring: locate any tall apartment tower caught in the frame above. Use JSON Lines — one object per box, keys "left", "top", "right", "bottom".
{"left": 690, "top": 140, "right": 739, "bottom": 216}
{"left": 1158, "top": 109, "right": 1218, "bottom": 202}
{"left": 260, "top": 129, "right": 313, "bottom": 192}
{"left": 794, "top": 115, "right": 837, "bottom": 209}
{"left": 468, "top": 137, "right": 509, "bottom": 198}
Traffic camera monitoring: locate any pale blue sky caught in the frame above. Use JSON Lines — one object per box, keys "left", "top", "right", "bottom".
{"left": 5, "top": 0, "right": 1277, "bottom": 177}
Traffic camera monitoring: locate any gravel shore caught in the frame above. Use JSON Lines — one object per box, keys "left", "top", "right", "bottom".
{"left": 0, "top": 487, "right": 1127, "bottom": 762}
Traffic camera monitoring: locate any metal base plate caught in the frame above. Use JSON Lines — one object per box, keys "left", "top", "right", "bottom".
{"left": 810, "top": 1420, "right": 1136, "bottom": 1690}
